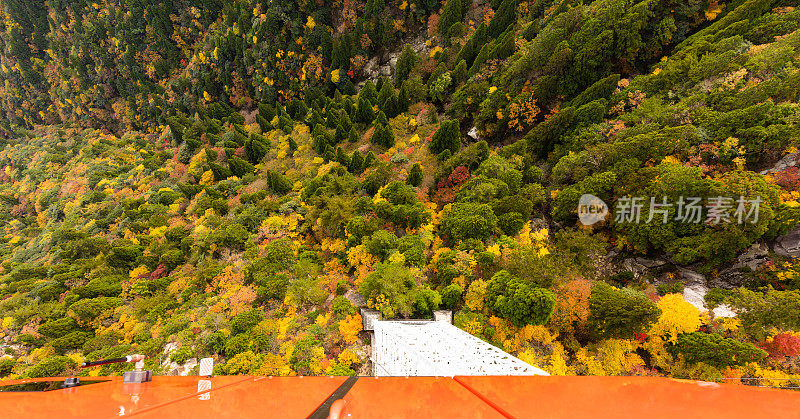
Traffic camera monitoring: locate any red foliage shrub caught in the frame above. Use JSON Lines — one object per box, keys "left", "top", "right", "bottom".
{"left": 149, "top": 264, "right": 168, "bottom": 280}
{"left": 761, "top": 332, "right": 800, "bottom": 358}
{"left": 773, "top": 167, "right": 800, "bottom": 191}
{"left": 448, "top": 166, "right": 470, "bottom": 186}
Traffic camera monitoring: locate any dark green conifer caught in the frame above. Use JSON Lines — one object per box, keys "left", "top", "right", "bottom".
{"left": 334, "top": 124, "right": 347, "bottom": 144}
{"left": 394, "top": 45, "right": 417, "bottom": 85}
{"left": 429, "top": 120, "right": 460, "bottom": 155}
{"left": 397, "top": 83, "right": 410, "bottom": 114}
{"left": 350, "top": 150, "right": 365, "bottom": 173}
{"left": 336, "top": 146, "right": 351, "bottom": 168}
{"left": 407, "top": 162, "right": 423, "bottom": 187}
{"left": 452, "top": 60, "right": 468, "bottom": 86}
{"left": 348, "top": 127, "right": 360, "bottom": 143}
{"left": 355, "top": 97, "right": 375, "bottom": 124}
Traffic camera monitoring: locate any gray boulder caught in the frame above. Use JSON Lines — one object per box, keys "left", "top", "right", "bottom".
{"left": 775, "top": 225, "right": 800, "bottom": 257}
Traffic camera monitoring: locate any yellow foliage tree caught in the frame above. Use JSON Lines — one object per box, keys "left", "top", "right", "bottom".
{"left": 464, "top": 279, "right": 489, "bottom": 312}
{"left": 595, "top": 339, "right": 644, "bottom": 375}
{"left": 338, "top": 348, "right": 361, "bottom": 367}
{"left": 649, "top": 293, "right": 701, "bottom": 343}
{"left": 547, "top": 342, "right": 575, "bottom": 376}
{"left": 256, "top": 353, "right": 293, "bottom": 376}
{"left": 338, "top": 314, "right": 362, "bottom": 345}
{"left": 347, "top": 244, "right": 378, "bottom": 285}
{"left": 199, "top": 170, "right": 214, "bottom": 185}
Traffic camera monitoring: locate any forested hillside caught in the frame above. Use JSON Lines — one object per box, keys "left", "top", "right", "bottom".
{"left": 0, "top": 0, "right": 799, "bottom": 384}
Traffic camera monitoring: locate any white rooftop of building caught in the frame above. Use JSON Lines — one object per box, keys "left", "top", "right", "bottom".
{"left": 371, "top": 320, "right": 549, "bottom": 377}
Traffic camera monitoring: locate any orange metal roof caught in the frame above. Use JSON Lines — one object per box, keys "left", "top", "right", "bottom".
{"left": 130, "top": 376, "right": 347, "bottom": 418}
{"left": 342, "top": 376, "right": 506, "bottom": 418}
{"left": 454, "top": 375, "right": 800, "bottom": 419}
{"left": 0, "top": 375, "right": 249, "bottom": 417}
{"left": 0, "top": 375, "right": 798, "bottom": 418}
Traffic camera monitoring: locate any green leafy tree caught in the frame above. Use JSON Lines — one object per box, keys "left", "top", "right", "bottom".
{"left": 727, "top": 288, "right": 800, "bottom": 339}
{"left": 486, "top": 270, "right": 556, "bottom": 327}
{"left": 588, "top": 282, "right": 661, "bottom": 340}
{"left": 360, "top": 262, "right": 431, "bottom": 318}
{"left": 230, "top": 309, "right": 264, "bottom": 335}
{"left": 440, "top": 202, "right": 497, "bottom": 242}
{"left": 25, "top": 356, "right": 76, "bottom": 378}
{"left": 670, "top": 332, "right": 768, "bottom": 369}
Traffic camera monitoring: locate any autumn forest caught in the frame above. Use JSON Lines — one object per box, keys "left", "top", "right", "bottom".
{"left": 0, "top": 0, "right": 798, "bottom": 385}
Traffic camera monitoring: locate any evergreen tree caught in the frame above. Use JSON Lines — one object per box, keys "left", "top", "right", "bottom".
{"left": 568, "top": 73, "right": 621, "bottom": 109}
{"left": 360, "top": 80, "right": 378, "bottom": 104}
{"left": 487, "top": 0, "right": 517, "bottom": 38}
{"left": 355, "top": 97, "right": 376, "bottom": 124}
{"left": 588, "top": 282, "right": 661, "bottom": 340}
{"left": 313, "top": 123, "right": 333, "bottom": 154}
{"left": 324, "top": 144, "right": 336, "bottom": 162}
{"left": 339, "top": 109, "right": 352, "bottom": 132}
{"left": 245, "top": 134, "right": 270, "bottom": 164}
{"left": 309, "top": 108, "right": 326, "bottom": 128}
{"left": 670, "top": 332, "right": 768, "bottom": 369}
{"left": 209, "top": 162, "right": 233, "bottom": 180}
{"left": 374, "top": 110, "right": 388, "bottom": 127}
{"left": 348, "top": 126, "right": 360, "bottom": 143}
{"left": 452, "top": 59, "right": 468, "bottom": 86}
{"left": 336, "top": 146, "right": 351, "bottom": 168}
{"left": 256, "top": 114, "right": 272, "bottom": 132}
{"left": 397, "top": 83, "right": 410, "bottom": 114}
{"left": 325, "top": 104, "right": 340, "bottom": 128}
{"left": 486, "top": 270, "right": 556, "bottom": 327}
{"left": 334, "top": 124, "right": 347, "bottom": 144}
{"left": 378, "top": 81, "right": 394, "bottom": 110}
{"left": 468, "top": 42, "right": 493, "bottom": 76}
{"left": 342, "top": 96, "right": 355, "bottom": 117}
{"left": 229, "top": 156, "right": 255, "bottom": 177}
{"left": 331, "top": 36, "right": 350, "bottom": 69}
{"left": 429, "top": 62, "right": 449, "bottom": 86}
{"left": 371, "top": 124, "right": 395, "bottom": 148}
{"left": 526, "top": 107, "right": 576, "bottom": 157}
{"left": 350, "top": 150, "right": 365, "bottom": 174}
{"left": 266, "top": 170, "right": 293, "bottom": 194}
{"left": 258, "top": 102, "right": 276, "bottom": 121}
{"left": 395, "top": 45, "right": 418, "bottom": 85}
{"left": 438, "top": 0, "right": 464, "bottom": 36}
{"left": 287, "top": 98, "right": 308, "bottom": 120}
{"left": 490, "top": 28, "right": 515, "bottom": 61}
{"left": 407, "top": 162, "right": 423, "bottom": 187}
{"left": 383, "top": 94, "right": 399, "bottom": 118}
{"left": 376, "top": 76, "right": 386, "bottom": 93}
{"left": 456, "top": 37, "right": 475, "bottom": 67}
{"left": 364, "top": 151, "right": 377, "bottom": 168}
{"left": 279, "top": 115, "right": 294, "bottom": 134}
{"left": 342, "top": 77, "right": 358, "bottom": 95}
{"left": 429, "top": 120, "right": 460, "bottom": 155}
